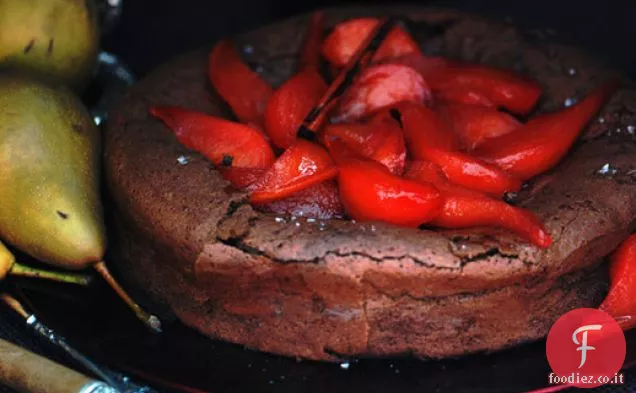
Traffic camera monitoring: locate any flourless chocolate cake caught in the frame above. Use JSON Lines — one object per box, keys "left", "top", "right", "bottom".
{"left": 104, "top": 6, "right": 636, "bottom": 361}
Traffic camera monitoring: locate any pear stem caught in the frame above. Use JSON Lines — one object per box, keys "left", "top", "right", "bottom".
{"left": 93, "top": 261, "right": 162, "bottom": 333}
{"left": 9, "top": 262, "right": 93, "bottom": 286}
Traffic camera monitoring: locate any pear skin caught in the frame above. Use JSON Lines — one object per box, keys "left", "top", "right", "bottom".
{"left": 0, "top": 240, "right": 15, "bottom": 280}
{"left": 0, "top": 73, "right": 105, "bottom": 269}
{"left": 0, "top": 0, "right": 99, "bottom": 90}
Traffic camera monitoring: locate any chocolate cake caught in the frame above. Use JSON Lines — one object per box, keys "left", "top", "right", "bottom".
{"left": 104, "top": 6, "right": 636, "bottom": 361}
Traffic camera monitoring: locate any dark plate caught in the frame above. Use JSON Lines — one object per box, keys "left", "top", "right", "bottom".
{"left": 5, "top": 276, "right": 633, "bottom": 393}
{"left": 2, "top": 29, "right": 631, "bottom": 393}
{"left": 1, "top": 2, "right": 633, "bottom": 392}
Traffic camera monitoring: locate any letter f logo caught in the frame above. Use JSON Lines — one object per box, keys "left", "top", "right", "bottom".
{"left": 573, "top": 324, "right": 603, "bottom": 368}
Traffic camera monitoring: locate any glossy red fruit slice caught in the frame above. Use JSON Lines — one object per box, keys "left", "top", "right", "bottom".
{"left": 421, "top": 148, "right": 522, "bottom": 198}
{"left": 250, "top": 139, "right": 338, "bottom": 204}
{"left": 333, "top": 64, "right": 431, "bottom": 123}
{"left": 387, "top": 53, "right": 542, "bottom": 115}
{"left": 434, "top": 88, "right": 495, "bottom": 108}
{"left": 321, "top": 18, "right": 422, "bottom": 68}
{"left": 338, "top": 158, "right": 443, "bottom": 227}
{"left": 397, "top": 102, "right": 460, "bottom": 152}
{"left": 474, "top": 81, "right": 617, "bottom": 180}
{"left": 264, "top": 69, "right": 327, "bottom": 149}
{"left": 395, "top": 102, "right": 519, "bottom": 197}
{"left": 320, "top": 137, "right": 359, "bottom": 167}
{"left": 150, "top": 106, "right": 275, "bottom": 169}
{"left": 436, "top": 102, "right": 521, "bottom": 150}
{"left": 208, "top": 40, "right": 273, "bottom": 126}
{"left": 300, "top": 11, "right": 325, "bottom": 71}
{"left": 599, "top": 235, "right": 636, "bottom": 329}
{"left": 405, "top": 161, "right": 552, "bottom": 248}
{"left": 321, "top": 113, "right": 406, "bottom": 175}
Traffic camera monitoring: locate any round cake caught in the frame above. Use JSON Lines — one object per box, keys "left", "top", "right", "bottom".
{"left": 104, "top": 6, "right": 636, "bottom": 361}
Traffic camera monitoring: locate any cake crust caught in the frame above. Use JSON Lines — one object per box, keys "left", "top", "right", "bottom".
{"left": 105, "top": 6, "right": 636, "bottom": 360}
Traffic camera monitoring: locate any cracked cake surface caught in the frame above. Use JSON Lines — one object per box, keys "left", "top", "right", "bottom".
{"left": 105, "top": 6, "right": 636, "bottom": 360}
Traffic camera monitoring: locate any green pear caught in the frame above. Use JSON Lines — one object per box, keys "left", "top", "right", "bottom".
{"left": 0, "top": 74, "right": 160, "bottom": 330}
{"left": 0, "top": 73, "right": 105, "bottom": 270}
{"left": 0, "top": 0, "right": 100, "bottom": 90}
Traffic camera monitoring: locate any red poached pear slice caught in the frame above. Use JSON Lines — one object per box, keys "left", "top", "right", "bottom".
{"left": 321, "top": 18, "right": 422, "bottom": 68}
{"left": 333, "top": 64, "right": 431, "bottom": 123}
{"left": 321, "top": 112, "right": 406, "bottom": 175}
{"left": 386, "top": 53, "right": 541, "bottom": 115}
{"left": 434, "top": 88, "right": 495, "bottom": 108}
{"left": 474, "top": 81, "right": 617, "bottom": 180}
{"left": 150, "top": 106, "right": 275, "bottom": 169}
{"left": 396, "top": 102, "right": 520, "bottom": 197}
{"left": 599, "top": 235, "right": 636, "bottom": 328}
{"left": 300, "top": 11, "right": 326, "bottom": 71}
{"left": 405, "top": 161, "right": 552, "bottom": 248}
{"left": 321, "top": 137, "right": 361, "bottom": 167}
{"left": 436, "top": 102, "right": 521, "bottom": 150}
{"left": 397, "top": 102, "right": 460, "bottom": 152}
{"left": 264, "top": 69, "right": 327, "bottom": 149}
{"left": 250, "top": 139, "right": 338, "bottom": 204}
{"left": 256, "top": 180, "right": 344, "bottom": 219}
{"left": 422, "top": 148, "right": 522, "bottom": 198}
{"left": 429, "top": 63, "right": 541, "bottom": 116}
{"left": 338, "top": 157, "right": 443, "bottom": 227}
{"left": 208, "top": 40, "right": 273, "bottom": 126}
{"left": 366, "top": 110, "right": 408, "bottom": 175}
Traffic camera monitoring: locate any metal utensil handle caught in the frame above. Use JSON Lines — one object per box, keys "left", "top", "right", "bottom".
{"left": 26, "top": 315, "right": 121, "bottom": 388}
{"left": 96, "top": 0, "right": 124, "bottom": 37}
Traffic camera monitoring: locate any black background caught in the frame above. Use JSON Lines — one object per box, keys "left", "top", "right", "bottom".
{"left": 103, "top": 0, "right": 636, "bottom": 79}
